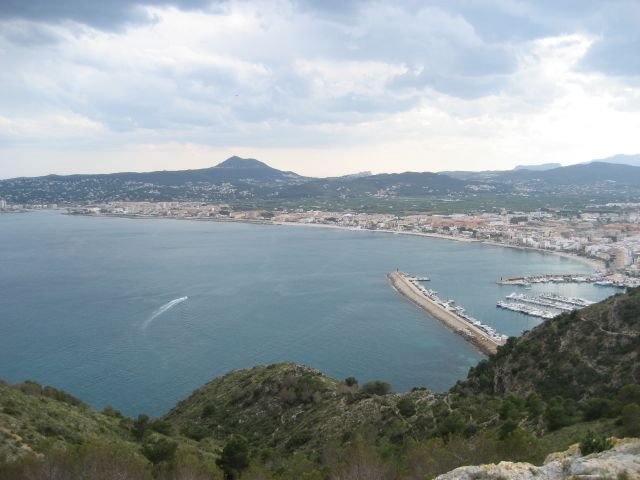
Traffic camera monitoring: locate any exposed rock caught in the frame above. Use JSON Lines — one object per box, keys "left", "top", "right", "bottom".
{"left": 436, "top": 438, "right": 640, "bottom": 479}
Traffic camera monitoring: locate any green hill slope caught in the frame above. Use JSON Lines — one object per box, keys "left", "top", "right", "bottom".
{"left": 458, "top": 289, "right": 640, "bottom": 400}
{"left": 2, "top": 289, "right": 640, "bottom": 478}
{"left": 164, "top": 363, "right": 436, "bottom": 453}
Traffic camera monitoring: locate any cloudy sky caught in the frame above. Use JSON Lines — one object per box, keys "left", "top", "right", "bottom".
{"left": 1, "top": 0, "right": 639, "bottom": 178}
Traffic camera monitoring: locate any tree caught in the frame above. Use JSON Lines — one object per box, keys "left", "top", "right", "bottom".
{"left": 217, "top": 436, "right": 250, "bottom": 480}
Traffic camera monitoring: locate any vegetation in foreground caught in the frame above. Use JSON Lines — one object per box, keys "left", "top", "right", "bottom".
{"left": 1, "top": 288, "right": 639, "bottom": 479}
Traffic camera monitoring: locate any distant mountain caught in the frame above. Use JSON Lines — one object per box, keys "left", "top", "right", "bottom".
{"left": 0, "top": 156, "right": 306, "bottom": 204}
{"left": 277, "top": 171, "right": 500, "bottom": 199}
{"left": 497, "top": 161, "right": 640, "bottom": 186}
{"left": 3, "top": 154, "right": 640, "bottom": 206}
{"left": 588, "top": 153, "right": 640, "bottom": 168}
{"left": 513, "top": 163, "right": 562, "bottom": 171}
{"left": 341, "top": 171, "right": 372, "bottom": 179}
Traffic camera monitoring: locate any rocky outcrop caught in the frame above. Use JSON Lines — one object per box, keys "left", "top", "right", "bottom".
{"left": 436, "top": 438, "right": 640, "bottom": 479}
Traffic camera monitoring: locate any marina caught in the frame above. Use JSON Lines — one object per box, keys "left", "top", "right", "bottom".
{"left": 497, "top": 292, "right": 596, "bottom": 319}
{"left": 497, "top": 273, "right": 639, "bottom": 288}
{"left": 497, "top": 301, "right": 556, "bottom": 319}
{"left": 388, "top": 271, "right": 507, "bottom": 355}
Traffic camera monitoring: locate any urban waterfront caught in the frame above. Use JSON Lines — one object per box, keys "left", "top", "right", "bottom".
{"left": 0, "top": 211, "right": 619, "bottom": 415}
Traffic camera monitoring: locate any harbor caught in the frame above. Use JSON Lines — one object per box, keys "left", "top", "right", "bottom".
{"left": 497, "top": 292, "right": 595, "bottom": 319}
{"left": 496, "top": 273, "right": 639, "bottom": 288}
{"left": 388, "top": 271, "right": 507, "bottom": 356}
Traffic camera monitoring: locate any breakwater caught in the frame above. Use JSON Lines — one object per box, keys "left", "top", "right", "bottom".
{"left": 388, "top": 271, "right": 507, "bottom": 356}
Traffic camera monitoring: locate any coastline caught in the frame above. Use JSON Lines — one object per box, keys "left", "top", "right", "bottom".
{"left": 388, "top": 271, "right": 501, "bottom": 356}
{"left": 66, "top": 212, "right": 603, "bottom": 272}
{"left": 480, "top": 241, "right": 605, "bottom": 271}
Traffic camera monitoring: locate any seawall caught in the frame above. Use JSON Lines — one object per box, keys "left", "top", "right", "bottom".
{"left": 388, "top": 271, "right": 502, "bottom": 356}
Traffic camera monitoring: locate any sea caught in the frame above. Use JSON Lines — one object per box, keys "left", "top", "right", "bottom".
{"left": 0, "top": 211, "right": 619, "bottom": 416}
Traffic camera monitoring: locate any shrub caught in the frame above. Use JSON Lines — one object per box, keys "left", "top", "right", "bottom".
{"left": 499, "top": 395, "right": 525, "bottom": 420}
{"left": 2, "top": 400, "right": 18, "bottom": 416}
{"left": 439, "top": 413, "right": 467, "bottom": 437}
{"left": 133, "top": 414, "right": 150, "bottom": 440}
{"left": 142, "top": 438, "right": 178, "bottom": 465}
{"left": 499, "top": 419, "right": 518, "bottom": 440}
{"left": 544, "top": 396, "right": 578, "bottom": 431}
{"left": 581, "top": 398, "right": 615, "bottom": 420}
{"left": 102, "top": 405, "right": 123, "bottom": 418}
{"left": 525, "top": 393, "right": 544, "bottom": 418}
{"left": 617, "top": 384, "right": 640, "bottom": 409}
{"left": 149, "top": 419, "right": 173, "bottom": 436}
{"left": 397, "top": 398, "right": 416, "bottom": 417}
{"left": 42, "top": 386, "right": 87, "bottom": 408}
{"left": 216, "top": 435, "right": 249, "bottom": 479}
{"left": 621, "top": 403, "right": 640, "bottom": 437}
{"left": 285, "top": 430, "right": 312, "bottom": 451}
{"left": 201, "top": 403, "right": 217, "bottom": 418}
{"left": 361, "top": 381, "right": 392, "bottom": 396}
{"left": 181, "top": 424, "right": 209, "bottom": 441}
{"left": 580, "top": 431, "right": 613, "bottom": 455}
{"left": 344, "top": 376, "right": 358, "bottom": 387}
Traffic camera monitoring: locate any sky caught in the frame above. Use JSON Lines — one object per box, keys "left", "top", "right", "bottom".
{"left": 0, "top": 0, "right": 639, "bottom": 178}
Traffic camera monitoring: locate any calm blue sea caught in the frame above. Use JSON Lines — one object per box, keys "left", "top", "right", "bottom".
{"left": 0, "top": 211, "right": 618, "bottom": 415}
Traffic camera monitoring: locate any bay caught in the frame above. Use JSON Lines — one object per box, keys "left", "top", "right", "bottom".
{"left": 0, "top": 211, "right": 618, "bottom": 415}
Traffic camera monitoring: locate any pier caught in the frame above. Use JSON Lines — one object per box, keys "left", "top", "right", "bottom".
{"left": 497, "top": 273, "right": 637, "bottom": 288}
{"left": 388, "top": 271, "right": 506, "bottom": 356}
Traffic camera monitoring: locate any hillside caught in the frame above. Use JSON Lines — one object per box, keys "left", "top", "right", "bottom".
{"left": 496, "top": 161, "right": 640, "bottom": 187}
{"left": 459, "top": 289, "right": 640, "bottom": 400}
{"left": 277, "top": 171, "right": 491, "bottom": 199}
{"left": 164, "top": 363, "right": 436, "bottom": 452}
{"left": 1, "top": 289, "right": 640, "bottom": 478}
{"left": 3, "top": 155, "right": 640, "bottom": 209}
{"left": 0, "top": 157, "right": 305, "bottom": 204}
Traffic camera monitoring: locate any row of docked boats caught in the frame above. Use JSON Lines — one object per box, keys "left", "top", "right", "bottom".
{"left": 497, "top": 292, "right": 595, "bottom": 319}
{"left": 500, "top": 273, "right": 638, "bottom": 289}
{"left": 497, "top": 300, "right": 556, "bottom": 319}
{"left": 406, "top": 275, "right": 508, "bottom": 343}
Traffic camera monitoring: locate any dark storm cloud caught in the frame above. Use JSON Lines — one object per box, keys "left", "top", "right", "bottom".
{"left": 0, "top": 0, "right": 217, "bottom": 29}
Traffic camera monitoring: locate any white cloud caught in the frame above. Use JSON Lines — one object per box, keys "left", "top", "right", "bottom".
{"left": 0, "top": 1, "right": 639, "bottom": 177}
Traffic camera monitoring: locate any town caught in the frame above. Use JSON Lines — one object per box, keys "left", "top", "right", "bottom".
{"left": 50, "top": 200, "right": 640, "bottom": 279}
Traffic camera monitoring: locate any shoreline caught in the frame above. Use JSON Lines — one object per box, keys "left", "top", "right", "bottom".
{"left": 388, "top": 271, "right": 501, "bottom": 356}
{"left": 66, "top": 212, "right": 603, "bottom": 272}
{"left": 481, "top": 241, "right": 605, "bottom": 271}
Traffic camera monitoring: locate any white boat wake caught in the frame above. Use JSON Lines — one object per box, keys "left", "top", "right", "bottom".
{"left": 141, "top": 296, "right": 188, "bottom": 330}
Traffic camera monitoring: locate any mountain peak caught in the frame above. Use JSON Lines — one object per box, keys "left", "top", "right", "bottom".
{"left": 215, "top": 156, "right": 271, "bottom": 169}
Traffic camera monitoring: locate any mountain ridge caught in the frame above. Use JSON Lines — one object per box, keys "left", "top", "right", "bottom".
{"left": 3, "top": 154, "right": 640, "bottom": 207}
